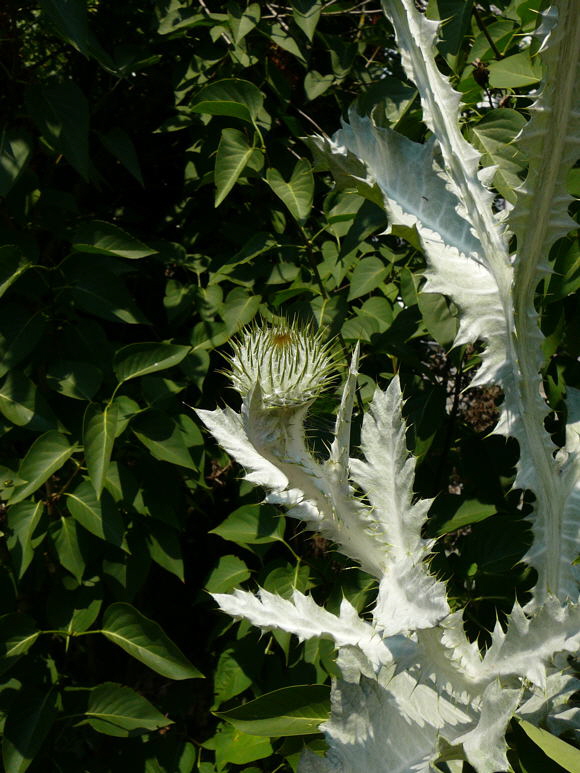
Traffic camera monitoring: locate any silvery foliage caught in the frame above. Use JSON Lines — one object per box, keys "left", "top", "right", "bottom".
{"left": 197, "top": 1, "right": 580, "bottom": 770}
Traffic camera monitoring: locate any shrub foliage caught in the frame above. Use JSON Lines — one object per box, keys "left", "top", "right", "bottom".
{"left": 0, "top": 1, "right": 577, "bottom": 771}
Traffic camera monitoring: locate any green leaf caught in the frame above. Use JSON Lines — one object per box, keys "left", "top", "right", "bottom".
{"left": 427, "top": 0, "right": 473, "bottom": 71}
{"left": 190, "top": 320, "right": 230, "bottom": 352}
{"left": 99, "top": 127, "right": 144, "bottom": 185}
{"left": 547, "top": 239, "right": 580, "bottom": 302}
{"left": 6, "top": 501, "right": 46, "bottom": 579}
{"left": 218, "top": 231, "right": 278, "bottom": 271}
{"left": 518, "top": 719, "right": 580, "bottom": 773}
{"left": 469, "top": 19, "right": 515, "bottom": 62}
{"left": 268, "top": 23, "right": 307, "bottom": 64}
{"left": 141, "top": 375, "right": 185, "bottom": 407}
{"left": 47, "top": 578, "right": 102, "bottom": 637}
{"left": 101, "top": 602, "right": 203, "bottom": 679}
{"left": 102, "top": 532, "right": 151, "bottom": 602}
{"left": 227, "top": 2, "right": 261, "bottom": 44}
{"left": 221, "top": 287, "right": 261, "bottom": 332}
{"left": 73, "top": 220, "right": 156, "bottom": 259}
{"left": 292, "top": 0, "right": 321, "bottom": 41}
{"left": 470, "top": 109, "right": 527, "bottom": 203}
{"left": 418, "top": 292, "right": 458, "bottom": 349}
{"left": 146, "top": 522, "right": 184, "bottom": 582}
{"left": 341, "top": 313, "right": 382, "bottom": 343}
{"left": 216, "top": 685, "right": 330, "bottom": 736}
{"left": 214, "top": 128, "right": 259, "bottom": 206}
{"left": 0, "top": 131, "right": 32, "bottom": 196}
{"left": 304, "top": 70, "right": 334, "bottom": 101}
{"left": 261, "top": 562, "right": 311, "bottom": 600}
{"left": 49, "top": 517, "right": 86, "bottom": 583}
{"left": 82, "top": 682, "right": 173, "bottom": 737}
{"left": 266, "top": 159, "right": 314, "bottom": 224}
{"left": 132, "top": 411, "right": 198, "bottom": 470}
{"left": 212, "top": 647, "right": 253, "bottom": 709}
{"left": 83, "top": 402, "right": 118, "bottom": 497}
{"left": 201, "top": 724, "right": 273, "bottom": 768}
{"left": 326, "top": 33, "right": 356, "bottom": 78}
{"left": 112, "top": 395, "right": 141, "bottom": 437}
{"left": 487, "top": 51, "right": 542, "bottom": 88}
{"left": 355, "top": 77, "right": 416, "bottom": 125}
{"left": 210, "top": 505, "right": 285, "bottom": 547}
{"left": 205, "top": 555, "right": 250, "bottom": 594}
{"left": 357, "top": 297, "right": 393, "bottom": 333}
{"left": 39, "top": 0, "right": 113, "bottom": 68}
{"left": 46, "top": 360, "right": 102, "bottom": 401}
{"left": 0, "top": 251, "right": 32, "bottom": 305}
{"left": 2, "top": 689, "right": 57, "bottom": 773}
{"left": 0, "top": 465, "right": 25, "bottom": 503}
{"left": 191, "top": 79, "right": 264, "bottom": 124}
{"left": 25, "top": 81, "right": 91, "bottom": 179}
{"left": 156, "top": 3, "right": 203, "bottom": 35}
{"left": 0, "top": 305, "right": 46, "bottom": 379}
{"left": 65, "top": 479, "right": 125, "bottom": 547}
{"left": 65, "top": 258, "right": 148, "bottom": 325}
{"left": 431, "top": 496, "right": 498, "bottom": 536}
{"left": 113, "top": 342, "right": 191, "bottom": 384}
{"left": 9, "top": 432, "right": 75, "bottom": 505}
{"left": 0, "top": 371, "right": 59, "bottom": 431}
{"left": 0, "top": 614, "right": 39, "bottom": 676}
{"left": 2, "top": 688, "right": 57, "bottom": 773}
{"left": 347, "top": 256, "right": 388, "bottom": 301}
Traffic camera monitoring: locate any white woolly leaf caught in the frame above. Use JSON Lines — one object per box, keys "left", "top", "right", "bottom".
{"left": 196, "top": 404, "right": 288, "bottom": 490}
{"left": 505, "top": 1, "right": 580, "bottom": 605}
{"left": 455, "top": 681, "right": 522, "bottom": 773}
{"left": 212, "top": 588, "right": 395, "bottom": 670}
{"left": 349, "top": 378, "right": 449, "bottom": 634}
{"left": 480, "top": 599, "right": 580, "bottom": 688}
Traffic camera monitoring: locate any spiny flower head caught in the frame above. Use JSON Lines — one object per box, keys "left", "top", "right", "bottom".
{"left": 226, "top": 320, "right": 337, "bottom": 408}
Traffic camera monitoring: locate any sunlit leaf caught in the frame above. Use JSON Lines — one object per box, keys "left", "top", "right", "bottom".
{"left": 210, "top": 505, "right": 285, "bottom": 547}
{"left": 214, "top": 128, "right": 260, "bottom": 207}
{"left": 132, "top": 411, "right": 197, "bottom": 470}
{"left": 0, "top": 614, "right": 40, "bottom": 676}
{"left": 101, "top": 602, "right": 203, "bottom": 679}
{"left": 113, "top": 342, "right": 190, "bottom": 384}
{"left": 6, "top": 500, "right": 46, "bottom": 579}
{"left": 83, "top": 402, "right": 118, "bottom": 497}
{"left": 81, "top": 682, "right": 172, "bottom": 737}
{"left": 9, "top": 432, "right": 76, "bottom": 505}
{"left": 216, "top": 685, "right": 330, "bottom": 736}
{"left": 347, "top": 256, "right": 388, "bottom": 301}
{"left": 266, "top": 159, "right": 314, "bottom": 224}
{"left": 65, "top": 479, "right": 125, "bottom": 547}
{"left": 191, "top": 79, "right": 264, "bottom": 124}
{"left": 488, "top": 51, "right": 542, "bottom": 88}
{"left": 518, "top": 719, "right": 580, "bottom": 773}
{"left": 73, "top": 220, "right": 156, "bottom": 259}
{"left": 205, "top": 555, "right": 250, "bottom": 594}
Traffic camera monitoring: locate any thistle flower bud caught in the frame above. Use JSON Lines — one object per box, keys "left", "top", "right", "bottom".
{"left": 226, "top": 321, "right": 336, "bottom": 408}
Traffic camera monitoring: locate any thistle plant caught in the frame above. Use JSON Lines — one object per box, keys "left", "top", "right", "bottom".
{"left": 197, "top": 1, "right": 580, "bottom": 771}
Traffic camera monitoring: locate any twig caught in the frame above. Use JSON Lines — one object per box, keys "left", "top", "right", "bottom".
{"left": 266, "top": 2, "right": 291, "bottom": 33}
{"left": 295, "top": 106, "right": 328, "bottom": 137}
{"left": 473, "top": 4, "right": 503, "bottom": 60}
